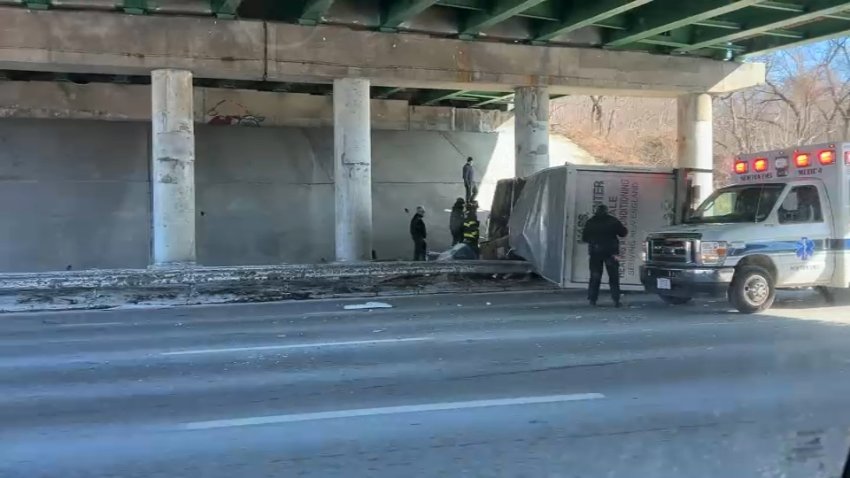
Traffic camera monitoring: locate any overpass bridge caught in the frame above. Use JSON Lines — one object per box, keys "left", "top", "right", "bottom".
{"left": 0, "top": 0, "right": 839, "bottom": 272}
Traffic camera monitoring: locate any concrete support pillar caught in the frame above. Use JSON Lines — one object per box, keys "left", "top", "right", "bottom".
{"left": 151, "top": 69, "right": 196, "bottom": 266}
{"left": 677, "top": 93, "right": 714, "bottom": 205}
{"left": 514, "top": 86, "right": 549, "bottom": 178}
{"left": 333, "top": 78, "right": 373, "bottom": 262}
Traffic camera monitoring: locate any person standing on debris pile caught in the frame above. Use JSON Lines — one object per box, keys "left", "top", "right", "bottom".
{"left": 449, "top": 198, "right": 465, "bottom": 245}
{"left": 581, "top": 204, "right": 628, "bottom": 308}
{"left": 410, "top": 206, "right": 427, "bottom": 261}
{"left": 463, "top": 157, "right": 477, "bottom": 202}
{"left": 462, "top": 201, "right": 481, "bottom": 258}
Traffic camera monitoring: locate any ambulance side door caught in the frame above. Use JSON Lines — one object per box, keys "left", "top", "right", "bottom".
{"left": 772, "top": 183, "right": 834, "bottom": 286}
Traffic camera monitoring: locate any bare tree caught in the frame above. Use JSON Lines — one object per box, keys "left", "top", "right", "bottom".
{"left": 715, "top": 41, "right": 850, "bottom": 159}
{"left": 589, "top": 95, "right": 604, "bottom": 134}
{"left": 552, "top": 40, "right": 850, "bottom": 177}
{"left": 605, "top": 97, "right": 618, "bottom": 137}
{"left": 820, "top": 38, "right": 850, "bottom": 140}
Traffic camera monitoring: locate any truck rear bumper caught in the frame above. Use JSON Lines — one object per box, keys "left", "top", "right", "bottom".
{"left": 640, "top": 265, "right": 735, "bottom": 298}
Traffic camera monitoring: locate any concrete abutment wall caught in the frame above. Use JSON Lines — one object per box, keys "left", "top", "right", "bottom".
{"left": 0, "top": 80, "right": 529, "bottom": 272}
{"left": 0, "top": 117, "right": 521, "bottom": 272}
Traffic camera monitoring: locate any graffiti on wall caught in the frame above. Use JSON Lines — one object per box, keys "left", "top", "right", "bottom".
{"left": 205, "top": 99, "right": 266, "bottom": 127}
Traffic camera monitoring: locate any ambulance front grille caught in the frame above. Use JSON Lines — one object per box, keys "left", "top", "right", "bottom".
{"left": 649, "top": 238, "right": 694, "bottom": 264}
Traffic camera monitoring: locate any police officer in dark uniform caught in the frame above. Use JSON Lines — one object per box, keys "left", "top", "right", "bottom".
{"left": 410, "top": 206, "right": 427, "bottom": 261}
{"left": 582, "top": 204, "right": 628, "bottom": 307}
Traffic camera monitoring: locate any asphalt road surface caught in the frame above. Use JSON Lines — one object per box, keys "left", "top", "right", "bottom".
{"left": 3, "top": 290, "right": 850, "bottom": 477}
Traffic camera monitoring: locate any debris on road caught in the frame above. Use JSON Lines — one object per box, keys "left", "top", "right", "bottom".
{"left": 344, "top": 302, "right": 393, "bottom": 310}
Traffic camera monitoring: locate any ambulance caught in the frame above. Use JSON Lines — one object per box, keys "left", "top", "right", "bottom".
{"left": 641, "top": 142, "right": 850, "bottom": 313}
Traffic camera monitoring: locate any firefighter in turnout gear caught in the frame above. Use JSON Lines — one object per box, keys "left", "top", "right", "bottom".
{"left": 462, "top": 201, "right": 481, "bottom": 258}
{"left": 449, "top": 198, "right": 465, "bottom": 245}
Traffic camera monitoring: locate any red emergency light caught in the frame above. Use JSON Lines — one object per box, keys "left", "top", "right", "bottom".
{"left": 845, "top": 151, "right": 850, "bottom": 165}
{"left": 734, "top": 160, "right": 748, "bottom": 174}
{"left": 794, "top": 152, "right": 811, "bottom": 168}
{"left": 818, "top": 149, "right": 836, "bottom": 165}
{"left": 753, "top": 157, "right": 768, "bottom": 172}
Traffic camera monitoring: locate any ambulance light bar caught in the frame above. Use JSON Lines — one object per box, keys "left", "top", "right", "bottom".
{"left": 794, "top": 152, "right": 811, "bottom": 167}
{"left": 735, "top": 144, "right": 843, "bottom": 176}
{"left": 818, "top": 149, "right": 835, "bottom": 165}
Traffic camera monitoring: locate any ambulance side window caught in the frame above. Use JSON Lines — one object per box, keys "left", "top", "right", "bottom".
{"left": 778, "top": 185, "right": 823, "bottom": 224}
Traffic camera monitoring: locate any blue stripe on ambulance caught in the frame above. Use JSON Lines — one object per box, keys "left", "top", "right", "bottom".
{"left": 727, "top": 239, "right": 835, "bottom": 257}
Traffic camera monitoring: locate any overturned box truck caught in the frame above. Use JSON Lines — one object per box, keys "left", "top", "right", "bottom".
{"left": 506, "top": 164, "right": 679, "bottom": 290}
{"left": 508, "top": 142, "right": 850, "bottom": 314}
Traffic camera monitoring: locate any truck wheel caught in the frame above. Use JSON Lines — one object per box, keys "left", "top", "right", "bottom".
{"left": 659, "top": 295, "right": 692, "bottom": 305}
{"left": 729, "top": 266, "right": 775, "bottom": 314}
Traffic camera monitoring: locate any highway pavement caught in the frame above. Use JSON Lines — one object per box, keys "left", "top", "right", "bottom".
{"left": 3, "top": 290, "right": 850, "bottom": 477}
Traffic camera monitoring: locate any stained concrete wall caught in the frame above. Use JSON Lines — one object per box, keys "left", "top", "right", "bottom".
{"left": 194, "top": 126, "right": 336, "bottom": 265}
{"left": 194, "top": 126, "right": 503, "bottom": 264}
{"left": 0, "top": 119, "right": 151, "bottom": 271}
{"left": 0, "top": 117, "right": 598, "bottom": 271}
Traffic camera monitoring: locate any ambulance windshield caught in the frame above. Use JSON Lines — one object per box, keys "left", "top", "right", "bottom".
{"left": 687, "top": 183, "right": 786, "bottom": 224}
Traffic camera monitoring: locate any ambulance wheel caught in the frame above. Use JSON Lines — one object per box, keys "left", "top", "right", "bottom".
{"left": 658, "top": 295, "right": 692, "bottom": 305}
{"left": 729, "top": 266, "right": 776, "bottom": 314}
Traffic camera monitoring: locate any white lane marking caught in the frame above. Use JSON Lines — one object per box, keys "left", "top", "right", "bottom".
{"left": 182, "top": 393, "right": 605, "bottom": 430}
{"left": 55, "top": 322, "right": 123, "bottom": 328}
{"left": 161, "top": 337, "right": 430, "bottom": 356}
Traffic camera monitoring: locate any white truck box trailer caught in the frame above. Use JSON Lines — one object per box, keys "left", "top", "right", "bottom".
{"left": 508, "top": 164, "right": 677, "bottom": 288}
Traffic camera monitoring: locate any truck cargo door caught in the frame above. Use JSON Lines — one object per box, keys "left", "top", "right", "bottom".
{"left": 567, "top": 169, "right": 676, "bottom": 287}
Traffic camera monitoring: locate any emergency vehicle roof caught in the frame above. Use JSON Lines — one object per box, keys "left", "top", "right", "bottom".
{"left": 732, "top": 142, "right": 848, "bottom": 185}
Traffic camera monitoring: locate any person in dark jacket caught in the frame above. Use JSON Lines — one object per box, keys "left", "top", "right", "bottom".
{"left": 449, "top": 198, "right": 465, "bottom": 245}
{"left": 410, "top": 206, "right": 427, "bottom": 261}
{"left": 581, "top": 204, "right": 628, "bottom": 307}
{"left": 462, "top": 202, "right": 481, "bottom": 257}
{"left": 462, "top": 157, "right": 477, "bottom": 202}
